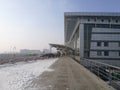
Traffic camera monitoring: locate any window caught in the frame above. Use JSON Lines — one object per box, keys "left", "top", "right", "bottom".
{"left": 88, "top": 19, "right": 90, "bottom": 22}
{"left": 108, "top": 19, "right": 111, "bottom": 22}
{"left": 94, "top": 19, "right": 96, "bottom": 22}
{"left": 104, "top": 42, "right": 108, "bottom": 47}
{"left": 111, "top": 24, "right": 120, "bottom": 29}
{"left": 104, "top": 51, "right": 109, "bottom": 56}
{"left": 118, "top": 42, "right": 120, "bottom": 47}
{"left": 119, "top": 51, "right": 120, "bottom": 56}
{"left": 96, "top": 24, "right": 109, "bottom": 28}
{"left": 97, "top": 42, "right": 101, "bottom": 46}
{"left": 101, "top": 19, "right": 104, "bottom": 22}
{"left": 97, "top": 51, "right": 102, "bottom": 56}
{"left": 116, "top": 20, "right": 118, "bottom": 23}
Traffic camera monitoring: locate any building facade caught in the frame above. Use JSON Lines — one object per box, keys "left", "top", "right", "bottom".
{"left": 64, "top": 12, "right": 120, "bottom": 60}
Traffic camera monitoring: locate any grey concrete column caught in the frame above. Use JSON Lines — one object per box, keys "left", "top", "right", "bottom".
{"left": 75, "top": 33, "right": 77, "bottom": 55}
{"left": 79, "top": 24, "right": 84, "bottom": 58}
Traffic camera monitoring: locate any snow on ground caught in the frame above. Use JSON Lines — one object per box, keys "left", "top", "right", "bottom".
{"left": 0, "top": 58, "right": 58, "bottom": 90}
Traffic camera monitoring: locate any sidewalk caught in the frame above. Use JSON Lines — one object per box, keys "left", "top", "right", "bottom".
{"left": 26, "top": 57, "right": 114, "bottom": 90}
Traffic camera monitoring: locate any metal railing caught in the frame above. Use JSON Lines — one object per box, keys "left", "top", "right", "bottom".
{"left": 80, "top": 58, "right": 120, "bottom": 90}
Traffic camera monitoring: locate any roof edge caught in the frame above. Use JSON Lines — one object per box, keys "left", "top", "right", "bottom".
{"left": 64, "top": 12, "right": 120, "bottom": 17}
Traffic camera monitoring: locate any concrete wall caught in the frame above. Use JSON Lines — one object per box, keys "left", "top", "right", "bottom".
{"left": 90, "top": 42, "right": 120, "bottom": 50}
{"left": 90, "top": 51, "right": 120, "bottom": 58}
{"left": 92, "top": 28, "right": 120, "bottom": 33}
{"left": 94, "top": 59, "right": 120, "bottom": 67}
{"left": 90, "top": 28, "right": 120, "bottom": 59}
{"left": 91, "top": 34, "right": 120, "bottom": 41}
{"left": 80, "top": 17, "right": 120, "bottom": 25}
{"left": 79, "top": 24, "right": 84, "bottom": 57}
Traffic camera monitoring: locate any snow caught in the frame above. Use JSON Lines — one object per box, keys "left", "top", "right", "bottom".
{"left": 0, "top": 58, "right": 58, "bottom": 90}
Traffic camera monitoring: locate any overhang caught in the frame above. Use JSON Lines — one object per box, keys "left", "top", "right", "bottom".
{"left": 64, "top": 12, "right": 120, "bottom": 17}
{"left": 49, "top": 44, "right": 74, "bottom": 52}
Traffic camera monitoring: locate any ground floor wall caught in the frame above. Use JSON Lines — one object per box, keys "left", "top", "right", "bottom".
{"left": 91, "top": 59, "right": 120, "bottom": 67}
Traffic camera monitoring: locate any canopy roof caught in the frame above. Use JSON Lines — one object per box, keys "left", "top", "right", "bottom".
{"left": 49, "top": 44, "right": 74, "bottom": 52}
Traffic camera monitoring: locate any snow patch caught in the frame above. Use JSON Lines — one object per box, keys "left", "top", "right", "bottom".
{"left": 0, "top": 58, "right": 58, "bottom": 90}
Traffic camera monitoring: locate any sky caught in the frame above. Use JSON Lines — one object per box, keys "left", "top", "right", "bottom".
{"left": 0, "top": 0, "right": 120, "bottom": 53}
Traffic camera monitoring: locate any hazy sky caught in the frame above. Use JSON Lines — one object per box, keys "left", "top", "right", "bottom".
{"left": 0, "top": 0, "right": 120, "bottom": 53}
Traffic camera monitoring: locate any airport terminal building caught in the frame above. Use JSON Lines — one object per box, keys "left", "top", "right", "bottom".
{"left": 64, "top": 12, "right": 120, "bottom": 61}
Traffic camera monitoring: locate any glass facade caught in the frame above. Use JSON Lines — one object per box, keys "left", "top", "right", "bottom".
{"left": 65, "top": 17, "right": 78, "bottom": 42}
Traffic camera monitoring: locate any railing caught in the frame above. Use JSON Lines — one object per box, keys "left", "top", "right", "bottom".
{"left": 80, "top": 58, "right": 120, "bottom": 90}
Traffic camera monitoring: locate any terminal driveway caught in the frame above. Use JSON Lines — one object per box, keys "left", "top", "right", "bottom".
{"left": 27, "top": 57, "right": 114, "bottom": 90}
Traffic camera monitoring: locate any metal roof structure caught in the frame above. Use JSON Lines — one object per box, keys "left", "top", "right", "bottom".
{"left": 49, "top": 44, "right": 74, "bottom": 52}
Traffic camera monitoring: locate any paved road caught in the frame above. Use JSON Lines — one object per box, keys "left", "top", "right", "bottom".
{"left": 26, "top": 57, "right": 114, "bottom": 90}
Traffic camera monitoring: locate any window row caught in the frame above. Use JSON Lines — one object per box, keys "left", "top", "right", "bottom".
{"left": 97, "top": 51, "right": 120, "bottom": 56}
{"left": 97, "top": 42, "right": 120, "bottom": 47}
{"left": 87, "top": 19, "right": 119, "bottom": 23}
{"left": 97, "top": 42, "right": 109, "bottom": 47}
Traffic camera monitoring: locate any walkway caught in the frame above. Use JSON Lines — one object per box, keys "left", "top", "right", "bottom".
{"left": 27, "top": 57, "right": 114, "bottom": 90}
